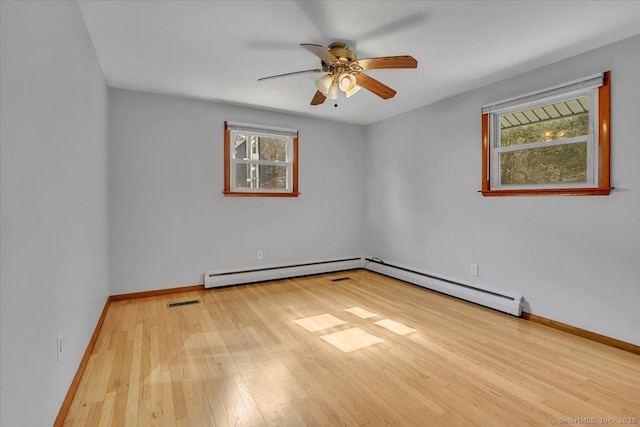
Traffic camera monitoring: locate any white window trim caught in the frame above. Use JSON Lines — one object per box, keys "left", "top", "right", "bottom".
{"left": 229, "top": 129, "right": 294, "bottom": 193}
{"left": 226, "top": 121, "right": 298, "bottom": 137}
{"left": 224, "top": 121, "right": 299, "bottom": 197}
{"left": 482, "top": 73, "right": 603, "bottom": 114}
{"left": 485, "top": 82, "right": 600, "bottom": 191}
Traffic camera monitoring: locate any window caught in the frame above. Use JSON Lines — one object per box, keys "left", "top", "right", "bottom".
{"left": 481, "top": 72, "right": 611, "bottom": 196}
{"left": 224, "top": 121, "right": 299, "bottom": 197}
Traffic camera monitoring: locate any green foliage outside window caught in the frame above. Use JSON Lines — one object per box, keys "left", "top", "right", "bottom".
{"left": 500, "top": 114, "right": 589, "bottom": 185}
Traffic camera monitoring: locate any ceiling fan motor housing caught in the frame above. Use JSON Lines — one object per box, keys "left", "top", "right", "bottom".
{"left": 328, "top": 42, "right": 357, "bottom": 62}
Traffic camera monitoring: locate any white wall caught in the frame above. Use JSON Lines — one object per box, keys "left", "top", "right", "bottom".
{"left": 0, "top": 1, "right": 110, "bottom": 426}
{"left": 364, "top": 35, "right": 640, "bottom": 345}
{"left": 108, "top": 89, "right": 365, "bottom": 294}
{"left": 0, "top": 4, "right": 636, "bottom": 424}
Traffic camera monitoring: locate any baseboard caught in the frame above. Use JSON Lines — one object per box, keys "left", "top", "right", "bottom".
{"left": 364, "top": 258, "right": 522, "bottom": 316}
{"left": 204, "top": 257, "right": 363, "bottom": 288}
{"left": 110, "top": 283, "right": 205, "bottom": 301}
{"left": 521, "top": 312, "right": 640, "bottom": 355}
{"left": 53, "top": 296, "right": 112, "bottom": 427}
{"left": 54, "top": 283, "right": 206, "bottom": 424}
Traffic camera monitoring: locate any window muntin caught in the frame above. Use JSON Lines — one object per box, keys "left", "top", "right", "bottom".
{"left": 492, "top": 92, "right": 596, "bottom": 189}
{"left": 481, "top": 72, "right": 611, "bottom": 196}
{"left": 224, "top": 122, "right": 299, "bottom": 197}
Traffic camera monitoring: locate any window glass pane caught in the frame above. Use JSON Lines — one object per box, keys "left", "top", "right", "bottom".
{"left": 259, "top": 165, "right": 288, "bottom": 189}
{"left": 500, "top": 142, "right": 588, "bottom": 185}
{"left": 258, "top": 136, "right": 287, "bottom": 162}
{"left": 233, "top": 134, "right": 247, "bottom": 159}
{"left": 234, "top": 163, "right": 251, "bottom": 188}
{"left": 225, "top": 123, "right": 298, "bottom": 196}
{"left": 500, "top": 96, "right": 590, "bottom": 147}
{"left": 233, "top": 163, "right": 288, "bottom": 190}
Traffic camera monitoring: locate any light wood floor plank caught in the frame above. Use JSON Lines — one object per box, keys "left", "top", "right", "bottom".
{"left": 66, "top": 270, "right": 640, "bottom": 426}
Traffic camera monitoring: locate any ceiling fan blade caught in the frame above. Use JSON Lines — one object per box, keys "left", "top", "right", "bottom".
{"left": 356, "top": 56, "right": 418, "bottom": 70}
{"left": 310, "top": 90, "right": 326, "bottom": 105}
{"left": 301, "top": 43, "right": 339, "bottom": 64}
{"left": 258, "top": 69, "right": 322, "bottom": 81}
{"left": 355, "top": 73, "right": 397, "bottom": 99}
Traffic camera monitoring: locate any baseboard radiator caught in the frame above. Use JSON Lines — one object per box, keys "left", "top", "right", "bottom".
{"left": 364, "top": 258, "right": 522, "bottom": 316}
{"left": 204, "top": 257, "right": 363, "bottom": 288}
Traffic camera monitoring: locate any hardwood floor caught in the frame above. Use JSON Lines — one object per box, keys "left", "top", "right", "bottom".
{"left": 64, "top": 270, "right": 640, "bottom": 426}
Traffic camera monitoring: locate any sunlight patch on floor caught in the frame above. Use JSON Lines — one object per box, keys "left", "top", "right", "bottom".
{"left": 374, "top": 319, "right": 416, "bottom": 335}
{"left": 294, "top": 313, "right": 347, "bottom": 332}
{"left": 345, "top": 306, "right": 378, "bottom": 319}
{"left": 320, "top": 327, "right": 383, "bottom": 353}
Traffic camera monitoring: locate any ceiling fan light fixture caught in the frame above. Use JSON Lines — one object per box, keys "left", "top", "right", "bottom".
{"left": 344, "top": 84, "right": 361, "bottom": 98}
{"left": 338, "top": 73, "right": 357, "bottom": 92}
{"left": 315, "top": 75, "right": 333, "bottom": 95}
{"left": 327, "top": 83, "right": 339, "bottom": 100}
{"left": 260, "top": 42, "right": 418, "bottom": 106}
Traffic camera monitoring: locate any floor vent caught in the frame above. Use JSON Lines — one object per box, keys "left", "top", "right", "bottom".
{"left": 331, "top": 277, "right": 351, "bottom": 282}
{"left": 167, "top": 299, "right": 201, "bottom": 308}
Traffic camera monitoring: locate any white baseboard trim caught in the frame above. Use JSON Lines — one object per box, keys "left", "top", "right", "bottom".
{"left": 363, "top": 258, "right": 522, "bottom": 316}
{"left": 204, "top": 257, "right": 363, "bottom": 288}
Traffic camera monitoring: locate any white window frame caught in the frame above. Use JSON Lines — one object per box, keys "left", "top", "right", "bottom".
{"left": 489, "top": 89, "right": 598, "bottom": 190}
{"left": 224, "top": 121, "right": 299, "bottom": 197}
{"left": 480, "top": 72, "right": 612, "bottom": 197}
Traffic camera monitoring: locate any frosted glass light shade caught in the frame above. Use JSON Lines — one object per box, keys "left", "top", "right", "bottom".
{"left": 345, "top": 85, "right": 361, "bottom": 98}
{"left": 338, "top": 73, "right": 357, "bottom": 92}
{"left": 327, "top": 83, "right": 338, "bottom": 100}
{"left": 315, "top": 75, "right": 333, "bottom": 95}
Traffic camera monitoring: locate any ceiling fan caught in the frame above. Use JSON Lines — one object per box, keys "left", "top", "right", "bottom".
{"left": 258, "top": 42, "right": 418, "bottom": 106}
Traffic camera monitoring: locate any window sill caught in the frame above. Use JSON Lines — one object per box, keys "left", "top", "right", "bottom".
{"left": 223, "top": 191, "right": 300, "bottom": 198}
{"left": 480, "top": 187, "right": 613, "bottom": 197}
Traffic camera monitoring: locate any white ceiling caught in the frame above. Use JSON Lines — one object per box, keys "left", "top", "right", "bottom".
{"left": 78, "top": 1, "right": 640, "bottom": 125}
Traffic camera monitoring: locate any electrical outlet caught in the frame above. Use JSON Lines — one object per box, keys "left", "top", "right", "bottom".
{"left": 57, "top": 333, "right": 64, "bottom": 362}
{"left": 256, "top": 250, "right": 263, "bottom": 260}
{"left": 470, "top": 264, "right": 479, "bottom": 276}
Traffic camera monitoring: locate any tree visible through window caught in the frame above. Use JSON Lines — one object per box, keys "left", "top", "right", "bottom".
{"left": 481, "top": 72, "right": 611, "bottom": 196}
{"left": 224, "top": 122, "right": 299, "bottom": 197}
{"left": 499, "top": 99, "right": 589, "bottom": 185}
